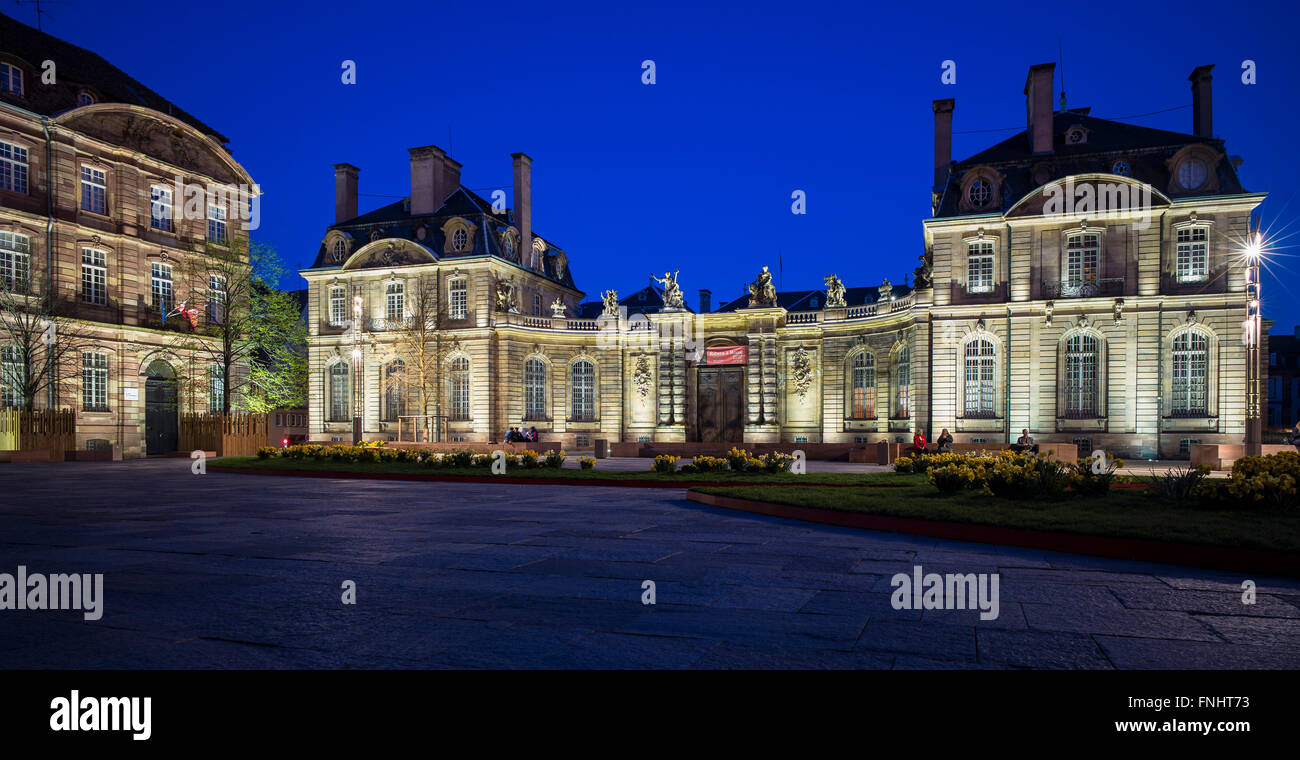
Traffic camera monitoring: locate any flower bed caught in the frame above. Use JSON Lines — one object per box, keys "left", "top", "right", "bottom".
{"left": 256, "top": 443, "right": 565, "bottom": 470}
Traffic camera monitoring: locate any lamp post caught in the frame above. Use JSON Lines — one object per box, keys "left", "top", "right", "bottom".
{"left": 351, "top": 292, "right": 364, "bottom": 444}
{"left": 1243, "top": 231, "right": 1263, "bottom": 457}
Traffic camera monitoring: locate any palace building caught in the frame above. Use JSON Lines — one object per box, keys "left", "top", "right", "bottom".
{"left": 303, "top": 62, "right": 1266, "bottom": 459}
{"left": 0, "top": 13, "right": 257, "bottom": 457}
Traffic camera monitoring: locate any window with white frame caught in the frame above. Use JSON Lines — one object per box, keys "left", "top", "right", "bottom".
{"left": 0, "top": 231, "right": 30, "bottom": 292}
{"left": 1171, "top": 330, "right": 1209, "bottom": 417}
{"left": 848, "top": 351, "right": 875, "bottom": 419}
{"left": 967, "top": 241, "right": 994, "bottom": 293}
{"left": 1063, "top": 333, "right": 1100, "bottom": 418}
{"left": 895, "top": 345, "right": 911, "bottom": 418}
{"left": 571, "top": 359, "right": 595, "bottom": 421}
{"left": 449, "top": 356, "right": 470, "bottom": 420}
{"left": 1065, "top": 232, "right": 1099, "bottom": 285}
{"left": 209, "top": 364, "right": 225, "bottom": 412}
{"left": 80, "top": 166, "right": 107, "bottom": 215}
{"left": 1, "top": 344, "right": 23, "bottom": 408}
{"left": 383, "top": 360, "right": 407, "bottom": 421}
{"left": 452, "top": 228, "right": 468, "bottom": 251}
{"left": 963, "top": 338, "right": 996, "bottom": 418}
{"left": 151, "top": 262, "right": 173, "bottom": 313}
{"left": 330, "top": 239, "right": 347, "bottom": 262}
{"left": 1175, "top": 226, "right": 1209, "bottom": 283}
{"left": 449, "top": 278, "right": 467, "bottom": 320}
{"left": 327, "top": 362, "right": 349, "bottom": 421}
{"left": 150, "top": 185, "right": 174, "bottom": 232}
{"left": 0, "top": 141, "right": 28, "bottom": 193}
{"left": 207, "top": 274, "right": 227, "bottom": 323}
{"left": 524, "top": 357, "right": 546, "bottom": 419}
{"left": 0, "top": 63, "right": 22, "bottom": 95}
{"left": 329, "top": 286, "right": 347, "bottom": 326}
{"left": 385, "top": 281, "right": 404, "bottom": 324}
{"left": 207, "top": 203, "right": 227, "bottom": 243}
{"left": 82, "top": 352, "right": 108, "bottom": 411}
{"left": 81, "top": 248, "right": 106, "bottom": 305}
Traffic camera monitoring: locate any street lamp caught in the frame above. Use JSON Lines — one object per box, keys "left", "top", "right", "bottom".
{"left": 351, "top": 293, "right": 364, "bottom": 444}
{"left": 1243, "top": 231, "right": 1263, "bottom": 457}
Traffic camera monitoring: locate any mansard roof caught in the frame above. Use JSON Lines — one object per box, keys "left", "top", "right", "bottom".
{"left": 934, "top": 110, "right": 1249, "bottom": 219}
{"left": 713, "top": 283, "right": 912, "bottom": 313}
{"left": 576, "top": 283, "right": 697, "bottom": 318}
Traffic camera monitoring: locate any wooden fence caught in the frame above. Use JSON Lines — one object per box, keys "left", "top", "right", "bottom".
{"left": 0, "top": 409, "right": 77, "bottom": 459}
{"left": 180, "top": 413, "right": 269, "bottom": 457}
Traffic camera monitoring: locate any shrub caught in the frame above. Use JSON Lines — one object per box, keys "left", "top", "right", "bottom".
{"left": 578, "top": 457, "right": 596, "bottom": 470}
{"left": 677, "top": 463, "right": 698, "bottom": 474}
{"left": 472, "top": 453, "right": 494, "bottom": 467}
{"left": 543, "top": 450, "right": 566, "bottom": 469}
{"left": 255, "top": 446, "right": 278, "bottom": 459}
{"left": 762, "top": 451, "right": 794, "bottom": 473}
{"left": 893, "top": 456, "right": 914, "bottom": 474}
{"left": 447, "top": 449, "right": 475, "bottom": 468}
{"left": 985, "top": 452, "right": 1069, "bottom": 500}
{"left": 653, "top": 454, "right": 680, "bottom": 473}
{"left": 1155, "top": 465, "right": 1210, "bottom": 507}
{"left": 928, "top": 463, "right": 976, "bottom": 493}
{"left": 1197, "top": 452, "right": 1300, "bottom": 510}
{"left": 1069, "top": 455, "right": 1122, "bottom": 496}
{"left": 725, "top": 447, "right": 753, "bottom": 473}
{"left": 519, "top": 450, "right": 540, "bottom": 468}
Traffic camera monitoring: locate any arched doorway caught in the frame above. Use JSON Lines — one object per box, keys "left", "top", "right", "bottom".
{"left": 144, "top": 359, "right": 178, "bottom": 455}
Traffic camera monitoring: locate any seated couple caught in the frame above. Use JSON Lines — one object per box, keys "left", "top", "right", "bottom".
{"left": 505, "top": 426, "right": 538, "bottom": 443}
{"left": 909, "top": 428, "right": 953, "bottom": 455}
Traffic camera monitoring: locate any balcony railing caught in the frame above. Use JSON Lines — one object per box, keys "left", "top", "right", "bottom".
{"left": 1043, "top": 278, "right": 1124, "bottom": 299}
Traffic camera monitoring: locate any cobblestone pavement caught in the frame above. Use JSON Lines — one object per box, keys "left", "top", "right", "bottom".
{"left": 1, "top": 459, "right": 1296, "bottom": 669}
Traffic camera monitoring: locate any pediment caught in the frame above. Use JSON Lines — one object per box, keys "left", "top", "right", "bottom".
{"left": 1006, "top": 173, "right": 1172, "bottom": 219}
{"left": 341, "top": 238, "right": 438, "bottom": 270}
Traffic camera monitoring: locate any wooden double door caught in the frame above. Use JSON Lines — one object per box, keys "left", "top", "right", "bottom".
{"left": 697, "top": 367, "right": 745, "bottom": 443}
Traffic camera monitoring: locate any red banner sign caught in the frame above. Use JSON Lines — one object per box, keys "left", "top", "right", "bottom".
{"left": 706, "top": 346, "right": 748, "bottom": 365}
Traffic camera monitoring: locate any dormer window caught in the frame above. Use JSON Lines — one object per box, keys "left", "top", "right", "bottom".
{"left": 1177, "top": 159, "right": 1207, "bottom": 191}
{"left": 330, "top": 239, "right": 347, "bottom": 262}
{"left": 1064, "top": 125, "right": 1088, "bottom": 146}
{"left": 452, "top": 228, "right": 468, "bottom": 251}
{"left": 441, "top": 218, "right": 477, "bottom": 255}
{"left": 76, "top": 90, "right": 96, "bottom": 107}
{"left": 967, "top": 179, "right": 992, "bottom": 209}
{"left": 1111, "top": 160, "right": 1131, "bottom": 177}
{"left": 0, "top": 63, "right": 22, "bottom": 96}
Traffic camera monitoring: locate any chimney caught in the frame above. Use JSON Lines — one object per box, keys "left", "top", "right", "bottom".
{"left": 698, "top": 289, "right": 712, "bottom": 313}
{"left": 333, "top": 163, "right": 359, "bottom": 223}
{"left": 1190, "top": 64, "right": 1214, "bottom": 138}
{"left": 1024, "top": 63, "right": 1056, "bottom": 155}
{"left": 932, "top": 99, "right": 954, "bottom": 191}
{"left": 438, "top": 155, "right": 462, "bottom": 208}
{"left": 409, "top": 145, "right": 448, "bottom": 216}
{"left": 511, "top": 153, "right": 533, "bottom": 269}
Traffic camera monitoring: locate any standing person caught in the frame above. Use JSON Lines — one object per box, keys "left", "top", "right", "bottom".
{"left": 935, "top": 428, "right": 954, "bottom": 453}
{"left": 1011, "top": 429, "right": 1039, "bottom": 453}
{"left": 911, "top": 429, "right": 928, "bottom": 456}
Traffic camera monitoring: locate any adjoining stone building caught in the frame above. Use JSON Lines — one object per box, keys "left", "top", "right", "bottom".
{"left": 0, "top": 13, "right": 257, "bottom": 457}
{"left": 303, "top": 63, "right": 1266, "bottom": 459}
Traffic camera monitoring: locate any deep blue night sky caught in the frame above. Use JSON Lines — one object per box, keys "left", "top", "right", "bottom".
{"left": 23, "top": 0, "right": 1300, "bottom": 332}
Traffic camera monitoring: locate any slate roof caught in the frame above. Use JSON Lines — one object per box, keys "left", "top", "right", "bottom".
{"left": 934, "top": 109, "right": 1249, "bottom": 218}
{"left": 576, "top": 283, "right": 696, "bottom": 318}
{"left": 0, "top": 12, "right": 228, "bottom": 142}
{"left": 713, "top": 284, "right": 912, "bottom": 313}
{"left": 307, "top": 186, "right": 579, "bottom": 292}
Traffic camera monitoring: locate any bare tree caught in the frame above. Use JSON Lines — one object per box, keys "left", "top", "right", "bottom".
{"left": 384, "top": 275, "right": 443, "bottom": 440}
{"left": 0, "top": 272, "right": 95, "bottom": 410}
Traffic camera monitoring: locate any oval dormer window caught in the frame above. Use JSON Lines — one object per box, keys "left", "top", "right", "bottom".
{"left": 1111, "top": 160, "right": 1131, "bottom": 177}
{"left": 1178, "top": 159, "right": 1208, "bottom": 191}
{"left": 967, "top": 179, "right": 992, "bottom": 209}
{"left": 452, "top": 228, "right": 468, "bottom": 251}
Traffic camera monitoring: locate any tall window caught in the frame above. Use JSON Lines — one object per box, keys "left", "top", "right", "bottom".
{"left": 150, "top": 185, "right": 174, "bottom": 232}
{"left": 449, "top": 357, "right": 469, "bottom": 420}
{"left": 1063, "top": 333, "right": 1100, "bottom": 418}
{"left": 0, "top": 62, "right": 22, "bottom": 95}
{"left": 848, "top": 351, "right": 875, "bottom": 419}
{"left": 385, "top": 281, "right": 404, "bottom": 324}
{"left": 449, "top": 278, "right": 467, "bottom": 320}
{"left": 533, "top": 293, "right": 541, "bottom": 316}
{"left": 383, "top": 360, "right": 407, "bottom": 421}
{"left": 1, "top": 345, "right": 23, "bottom": 408}
{"left": 1176, "top": 226, "right": 1209, "bottom": 283}
{"left": 0, "top": 141, "right": 28, "bottom": 193}
{"left": 524, "top": 358, "right": 546, "bottom": 419}
{"left": 209, "top": 364, "right": 225, "bottom": 412}
{"left": 207, "top": 204, "right": 227, "bottom": 243}
{"left": 1065, "top": 233, "right": 1100, "bottom": 285}
{"left": 82, "top": 352, "right": 108, "bottom": 411}
{"left": 895, "top": 346, "right": 911, "bottom": 418}
{"left": 0, "top": 231, "right": 30, "bottom": 292}
{"left": 963, "top": 338, "right": 996, "bottom": 418}
{"left": 329, "top": 286, "right": 347, "bottom": 326}
{"left": 1171, "top": 330, "right": 1209, "bottom": 417}
{"left": 80, "top": 166, "right": 107, "bottom": 215}
{"left": 151, "top": 262, "right": 173, "bottom": 313}
{"left": 967, "top": 241, "right": 994, "bottom": 293}
{"left": 81, "top": 248, "right": 106, "bottom": 305}
{"left": 571, "top": 359, "right": 595, "bottom": 421}
{"left": 207, "top": 274, "right": 227, "bottom": 324}
{"left": 328, "top": 362, "right": 350, "bottom": 421}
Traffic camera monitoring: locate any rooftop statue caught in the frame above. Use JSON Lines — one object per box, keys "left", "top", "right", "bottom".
{"left": 824, "top": 274, "right": 846, "bottom": 308}
{"left": 748, "top": 265, "right": 777, "bottom": 307}
{"left": 651, "top": 270, "right": 685, "bottom": 310}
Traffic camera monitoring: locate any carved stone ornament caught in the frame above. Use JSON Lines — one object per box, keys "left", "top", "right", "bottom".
{"left": 747, "top": 265, "right": 777, "bottom": 307}
{"left": 550, "top": 297, "right": 567, "bottom": 318}
{"left": 633, "top": 355, "right": 653, "bottom": 399}
{"left": 790, "top": 347, "right": 815, "bottom": 402}
{"left": 601, "top": 289, "right": 619, "bottom": 318}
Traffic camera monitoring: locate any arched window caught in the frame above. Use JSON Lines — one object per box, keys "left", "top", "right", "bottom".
{"left": 449, "top": 357, "right": 470, "bottom": 420}
{"left": 209, "top": 364, "right": 225, "bottom": 413}
{"left": 1171, "top": 330, "right": 1209, "bottom": 417}
{"left": 1062, "top": 333, "right": 1100, "bottom": 418}
{"left": 963, "top": 338, "right": 996, "bottom": 418}
{"left": 571, "top": 359, "right": 595, "bottom": 421}
{"left": 848, "top": 351, "right": 875, "bottom": 419}
{"left": 524, "top": 358, "right": 546, "bottom": 419}
{"left": 895, "top": 345, "right": 911, "bottom": 419}
{"left": 328, "top": 362, "right": 350, "bottom": 421}
{"left": 383, "top": 360, "right": 407, "bottom": 421}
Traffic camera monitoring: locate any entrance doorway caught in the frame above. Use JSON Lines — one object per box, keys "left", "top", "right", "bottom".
{"left": 697, "top": 366, "right": 744, "bottom": 442}
{"left": 144, "top": 360, "right": 178, "bottom": 455}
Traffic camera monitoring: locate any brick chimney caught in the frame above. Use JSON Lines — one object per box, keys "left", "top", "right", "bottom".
{"left": 698, "top": 289, "right": 712, "bottom": 313}
{"left": 932, "top": 99, "right": 954, "bottom": 191}
{"left": 511, "top": 153, "right": 533, "bottom": 269}
{"left": 1190, "top": 64, "right": 1214, "bottom": 138}
{"left": 1024, "top": 63, "right": 1056, "bottom": 155}
{"left": 437, "top": 154, "right": 462, "bottom": 207}
{"left": 333, "top": 163, "right": 359, "bottom": 224}
{"left": 408, "top": 145, "right": 448, "bottom": 216}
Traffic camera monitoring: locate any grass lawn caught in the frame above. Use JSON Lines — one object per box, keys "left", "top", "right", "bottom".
{"left": 692, "top": 481, "right": 1300, "bottom": 554}
{"left": 210, "top": 456, "right": 905, "bottom": 486}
